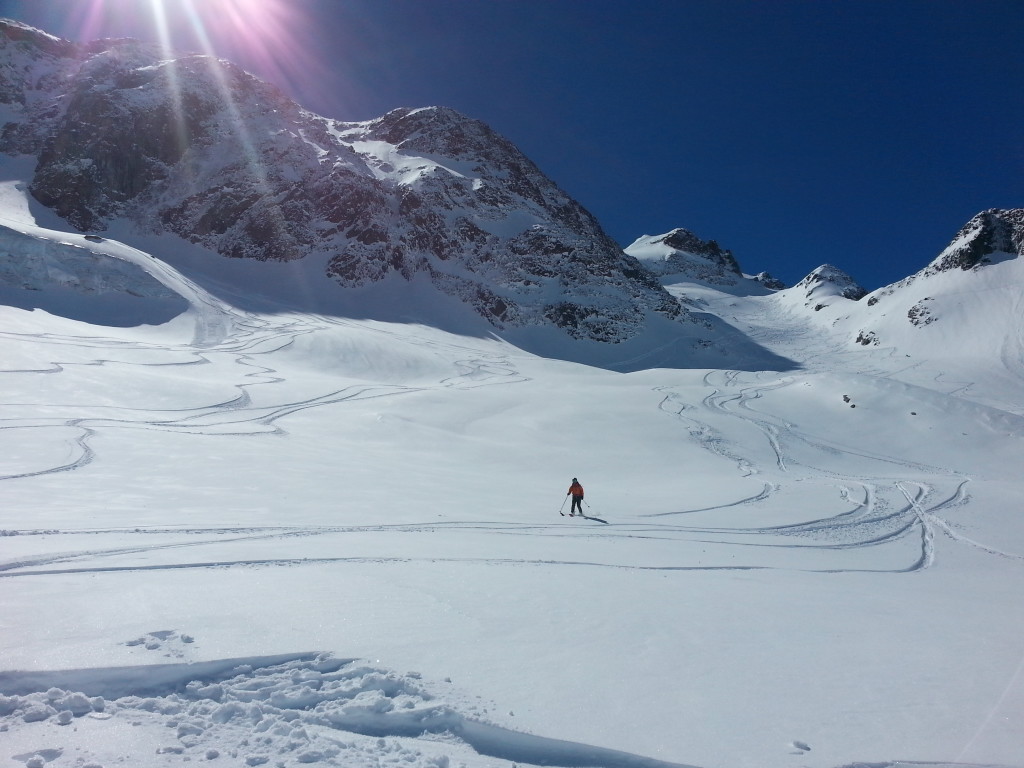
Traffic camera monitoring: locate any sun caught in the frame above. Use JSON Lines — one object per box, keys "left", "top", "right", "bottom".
{"left": 60, "top": 0, "right": 326, "bottom": 121}
{"left": 50, "top": 0, "right": 358, "bottom": 125}
{"left": 66, "top": 0, "right": 309, "bottom": 80}
{"left": 148, "top": 0, "right": 300, "bottom": 71}
{"left": 59, "top": 0, "right": 320, "bottom": 221}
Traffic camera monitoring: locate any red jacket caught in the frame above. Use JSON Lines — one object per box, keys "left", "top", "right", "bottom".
{"left": 568, "top": 482, "right": 584, "bottom": 498}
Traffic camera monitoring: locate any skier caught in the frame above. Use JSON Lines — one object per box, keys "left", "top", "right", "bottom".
{"left": 567, "top": 478, "right": 584, "bottom": 516}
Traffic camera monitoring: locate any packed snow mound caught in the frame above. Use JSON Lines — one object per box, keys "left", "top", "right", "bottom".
{"left": 0, "top": 654, "right": 700, "bottom": 768}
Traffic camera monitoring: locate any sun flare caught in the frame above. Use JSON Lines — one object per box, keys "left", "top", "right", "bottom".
{"left": 70, "top": 0, "right": 307, "bottom": 81}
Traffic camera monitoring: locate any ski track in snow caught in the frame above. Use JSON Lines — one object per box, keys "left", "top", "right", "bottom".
{"left": 649, "top": 368, "right": 1001, "bottom": 574}
{"left": 0, "top": 298, "right": 525, "bottom": 481}
{"left": 0, "top": 309, "right": 1011, "bottom": 579}
{"left": 0, "top": 474, "right": 992, "bottom": 578}
{"left": 2, "top": 248, "right": 1021, "bottom": 768}
{"left": 0, "top": 282, "right": 727, "bottom": 767}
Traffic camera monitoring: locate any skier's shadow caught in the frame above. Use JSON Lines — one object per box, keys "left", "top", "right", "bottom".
{"left": 560, "top": 510, "right": 609, "bottom": 524}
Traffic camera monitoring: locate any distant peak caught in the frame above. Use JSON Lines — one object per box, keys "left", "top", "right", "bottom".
{"left": 625, "top": 228, "right": 748, "bottom": 289}
{"left": 366, "top": 104, "right": 535, "bottom": 169}
{"left": 655, "top": 228, "right": 732, "bottom": 259}
{"left": 405, "top": 105, "right": 472, "bottom": 121}
{"left": 796, "top": 264, "right": 866, "bottom": 300}
{"left": 0, "top": 17, "right": 77, "bottom": 57}
{"left": 754, "top": 271, "right": 786, "bottom": 290}
{"left": 374, "top": 105, "right": 480, "bottom": 134}
{"left": 926, "top": 208, "right": 1024, "bottom": 274}
{"left": 636, "top": 228, "right": 742, "bottom": 273}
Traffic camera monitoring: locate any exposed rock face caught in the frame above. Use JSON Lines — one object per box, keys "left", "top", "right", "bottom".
{"left": 925, "top": 208, "right": 1024, "bottom": 274}
{"left": 850, "top": 209, "right": 1024, "bottom": 352}
{"left": 320, "top": 107, "right": 682, "bottom": 341}
{"left": 865, "top": 208, "right": 1024, "bottom": 308}
{"left": 753, "top": 271, "right": 786, "bottom": 290}
{"left": 0, "top": 19, "right": 687, "bottom": 344}
{"left": 625, "top": 228, "right": 743, "bottom": 285}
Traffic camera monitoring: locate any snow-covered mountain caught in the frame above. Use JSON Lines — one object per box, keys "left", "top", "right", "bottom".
{"left": 2, "top": 18, "right": 1022, "bottom": 379}
{"left": 632, "top": 210, "right": 1024, "bottom": 392}
{"left": 780, "top": 264, "right": 868, "bottom": 312}
{"left": 842, "top": 208, "right": 1024, "bottom": 390}
{"left": 0, "top": 19, "right": 735, "bottom": 364}
{"left": 922, "top": 207, "right": 1024, "bottom": 274}
{"left": 779, "top": 208, "right": 1024, "bottom": 362}
{"left": 625, "top": 228, "right": 785, "bottom": 292}
{"left": 662, "top": 208, "right": 1024, "bottom": 417}
{"left": 625, "top": 229, "right": 742, "bottom": 284}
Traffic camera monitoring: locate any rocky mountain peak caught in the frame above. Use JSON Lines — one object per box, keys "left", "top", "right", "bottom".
{"left": 865, "top": 208, "right": 1024, "bottom": 308}
{"left": 844, "top": 208, "right": 1024, "bottom": 355}
{"left": 794, "top": 264, "right": 867, "bottom": 301}
{"left": 753, "top": 271, "right": 786, "bottom": 290}
{"left": 369, "top": 106, "right": 496, "bottom": 157}
{"left": 624, "top": 229, "right": 743, "bottom": 286}
{"left": 0, "top": 18, "right": 77, "bottom": 58}
{"left": 926, "top": 208, "right": 1024, "bottom": 274}
{"left": 657, "top": 228, "right": 741, "bottom": 272}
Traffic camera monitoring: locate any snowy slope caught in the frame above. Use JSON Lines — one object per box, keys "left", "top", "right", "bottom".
{"left": 2, "top": 172, "right": 1024, "bottom": 768}
{"left": 685, "top": 209, "right": 1024, "bottom": 416}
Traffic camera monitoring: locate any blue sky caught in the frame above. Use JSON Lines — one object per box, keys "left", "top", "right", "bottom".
{"left": 2, "top": 0, "right": 1022, "bottom": 289}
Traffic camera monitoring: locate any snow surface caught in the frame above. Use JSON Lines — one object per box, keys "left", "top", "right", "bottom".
{"left": 1, "top": 178, "right": 1023, "bottom": 768}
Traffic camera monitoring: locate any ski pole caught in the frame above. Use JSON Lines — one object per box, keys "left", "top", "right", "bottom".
{"left": 559, "top": 495, "right": 568, "bottom": 514}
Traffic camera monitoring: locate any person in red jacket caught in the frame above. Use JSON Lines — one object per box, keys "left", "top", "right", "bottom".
{"left": 567, "top": 478, "right": 584, "bottom": 516}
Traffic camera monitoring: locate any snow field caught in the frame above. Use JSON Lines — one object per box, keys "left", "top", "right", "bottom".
{"left": 2, "top": 218, "right": 1023, "bottom": 767}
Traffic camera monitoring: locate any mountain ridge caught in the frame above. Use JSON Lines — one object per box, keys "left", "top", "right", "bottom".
{"left": 0, "top": 20, "right": 690, "bottom": 353}
{"left": 0, "top": 19, "right": 1021, "bottom": 376}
